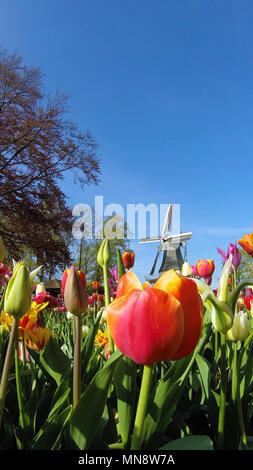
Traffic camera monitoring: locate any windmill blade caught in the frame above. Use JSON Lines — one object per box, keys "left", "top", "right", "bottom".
{"left": 150, "top": 245, "right": 162, "bottom": 276}
{"left": 139, "top": 236, "right": 161, "bottom": 243}
{"left": 161, "top": 204, "right": 173, "bottom": 238}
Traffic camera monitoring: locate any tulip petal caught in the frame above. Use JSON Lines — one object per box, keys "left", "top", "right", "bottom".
{"left": 154, "top": 270, "right": 203, "bottom": 359}
{"left": 107, "top": 287, "right": 184, "bottom": 365}
{"left": 116, "top": 270, "right": 143, "bottom": 299}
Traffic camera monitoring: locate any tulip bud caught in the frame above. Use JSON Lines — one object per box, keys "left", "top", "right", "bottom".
{"left": 97, "top": 238, "right": 111, "bottom": 268}
{"left": 63, "top": 265, "right": 88, "bottom": 316}
{"left": 82, "top": 325, "right": 89, "bottom": 338}
{"left": 226, "top": 311, "right": 251, "bottom": 341}
{"left": 122, "top": 251, "right": 135, "bottom": 269}
{"left": 181, "top": 262, "right": 193, "bottom": 277}
{"left": 4, "top": 262, "right": 31, "bottom": 320}
{"left": 0, "top": 237, "right": 5, "bottom": 263}
{"left": 36, "top": 282, "right": 46, "bottom": 294}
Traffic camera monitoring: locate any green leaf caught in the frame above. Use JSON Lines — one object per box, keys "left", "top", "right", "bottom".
{"left": 195, "top": 353, "right": 211, "bottom": 401}
{"left": 70, "top": 349, "right": 123, "bottom": 450}
{"left": 159, "top": 435, "right": 214, "bottom": 450}
{"left": 142, "top": 355, "right": 193, "bottom": 447}
{"left": 81, "top": 309, "right": 102, "bottom": 380}
{"left": 40, "top": 336, "right": 71, "bottom": 386}
{"left": 32, "top": 405, "right": 72, "bottom": 450}
{"left": 117, "top": 247, "right": 125, "bottom": 280}
{"left": 114, "top": 355, "right": 137, "bottom": 444}
{"left": 48, "top": 380, "right": 71, "bottom": 421}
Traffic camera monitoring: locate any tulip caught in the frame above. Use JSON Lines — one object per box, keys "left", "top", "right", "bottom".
{"left": 62, "top": 265, "right": 88, "bottom": 316}
{"left": 92, "top": 281, "right": 100, "bottom": 290}
{"left": 62, "top": 266, "right": 86, "bottom": 293}
{"left": 97, "top": 238, "right": 111, "bottom": 268}
{"left": 108, "top": 269, "right": 203, "bottom": 451}
{"left": 196, "top": 259, "right": 215, "bottom": 279}
{"left": 122, "top": 251, "right": 135, "bottom": 269}
{"left": 4, "top": 261, "right": 31, "bottom": 320}
{"left": 226, "top": 311, "right": 250, "bottom": 341}
{"left": 33, "top": 291, "right": 59, "bottom": 308}
{"left": 191, "top": 264, "right": 198, "bottom": 276}
{"left": 107, "top": 269, "right": 203, "bottom": 365}
{"left": 35, "top": 282, "right": 46, "bottom": 294}
{"left": 181, "top": 262, "right": 193, "bottom": 277}
{"left": 216, "top": 242, "right": 241, "bottom": 271}
{"left": 62, "top": 265, "right": 88, "bottom": 410}
{"left": 238, "top": 232, "right": 253, "bottom": 257}
{"left": 154, "top": 270, "right": 204, "bottom": 360}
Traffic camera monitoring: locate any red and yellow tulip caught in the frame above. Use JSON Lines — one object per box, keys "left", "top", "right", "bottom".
{"left": 106, "top": 270, "right": 203, "bottom": 365}
{"left": 196, "top": 259, "right": 215, "bottom": 278}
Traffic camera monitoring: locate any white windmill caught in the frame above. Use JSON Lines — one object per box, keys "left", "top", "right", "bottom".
{"left": 139, "top": 204, "right": 192, "bottom": 282}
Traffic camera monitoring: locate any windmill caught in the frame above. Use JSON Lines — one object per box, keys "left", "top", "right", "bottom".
{"left": 139, "top": 204, "right": 192, "bottom": 283}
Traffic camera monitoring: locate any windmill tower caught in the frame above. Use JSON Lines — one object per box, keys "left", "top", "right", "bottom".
{"left": 139, "top": 204, "right": 192, "bottom": 283}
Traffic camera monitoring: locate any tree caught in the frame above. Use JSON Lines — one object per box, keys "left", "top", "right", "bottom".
{"left": 0, "top": 49, "right": 100, "bottom": 272}
{"left": 236, "top": 249, "right": 253, "bottom": 282}
{"left": 73, "top": 214, "right": 131, "bottom": 283}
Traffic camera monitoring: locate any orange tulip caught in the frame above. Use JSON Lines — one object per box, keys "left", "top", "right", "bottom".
{"left": 122, "top": 251, "right": 135, "bottom": 269}
{"left": 238, "top": 233, "right": 253, "bottom": 256}
{"left": 154, "top": 270, "right": 204, "bottom": 359}
{"left": 106, "top": 270, "right": 203, "bottom": 365}
{"left": 92, "top": 281, "right": 100, "bottom": 290}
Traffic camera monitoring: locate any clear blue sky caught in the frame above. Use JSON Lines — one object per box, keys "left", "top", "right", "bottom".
{"left": 1, "top": 0, "right": 252, "bottom": 285}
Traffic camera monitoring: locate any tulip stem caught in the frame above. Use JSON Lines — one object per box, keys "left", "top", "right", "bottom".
{"left": 130, "top": 364, "right": 153, "bottom": 450}
{"left": 217, "top": 333, "right": 227, "bottom": 449}
{"left": 14, "top": 338, "right": 26, "bottom": 437}
{"left": 103, "top": 265, "right": 114, "bottom": 355}
{"left": 0, "top": 317, "right": 18, "bottom": 429}
{"left": 73, "top": 315, "right": 82, "bottom": 410}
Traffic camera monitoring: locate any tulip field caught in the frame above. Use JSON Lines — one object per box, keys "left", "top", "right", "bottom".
{"left": 1, "top": 234, "right": 253, "bottom": 453}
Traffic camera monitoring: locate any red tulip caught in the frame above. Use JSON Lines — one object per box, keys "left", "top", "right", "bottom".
{"left": 196, "top": 259, "right": 215, "bottom": 278}
{"left": 122, "top": 251, "right": 135, "bottom": 269}
{"left": 238, "top": 233, "right": 253, "bottom": 257}
{"left": 106, "top": 270, "right": 203, "bottom": 365}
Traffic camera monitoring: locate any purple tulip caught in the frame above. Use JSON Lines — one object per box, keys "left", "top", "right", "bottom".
{"left": 191, "top": 265, "right": 198, "bottom": 276}
{"left": 216, "top": 242, "right": 241, "bottom": 271}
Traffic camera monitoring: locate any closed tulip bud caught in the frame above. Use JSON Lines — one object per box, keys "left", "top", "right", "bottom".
{"left": 122, "top": 251, "right": 135, "bottom": 269}
{"left": 0, "top": 237, "right": 5, "bottom": 263}
{"left": 97, "top": 238, "right": 111, "bottom": 267}
{"left": 4, "top": 262, "right": 31, "bottom": 320}
{"left": 226, "top": 311, "right": 251, "bottom": 341}
{"left": 181, "top": 262, "right": 193, "bottom": 277}
{"left": 36, "top": 282, "right": 46, "bottom": 294}
{"left": 82, "top": 325, "right": 89, "bottom": 338}
{"left": 63, "top": 265, "right": 88, "bottom": 316}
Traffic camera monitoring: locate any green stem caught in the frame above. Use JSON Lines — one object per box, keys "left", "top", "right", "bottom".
{"left": 231, "top": 342, "right": 238, "bottom": 407}
{"left": 73, "top": 314, "right": 82, "bottom": 410}
{"left": 217, "top": 333, "right": 227, "bottom": 449}
{"left": 103, "top": 265, "right": 114, "bottom": 354}
{"left": 0, "top": 317, "right": 18, "bottom": 429}
{"left": 130, "top": 364, "right": 153, "bottom": 450}
{"left": 14, "top": 338, "right": 26, "bottom": 434}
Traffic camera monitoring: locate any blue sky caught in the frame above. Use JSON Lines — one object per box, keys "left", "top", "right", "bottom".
{"left": 1, "top": 0, "right": 253, "bottom": 285}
